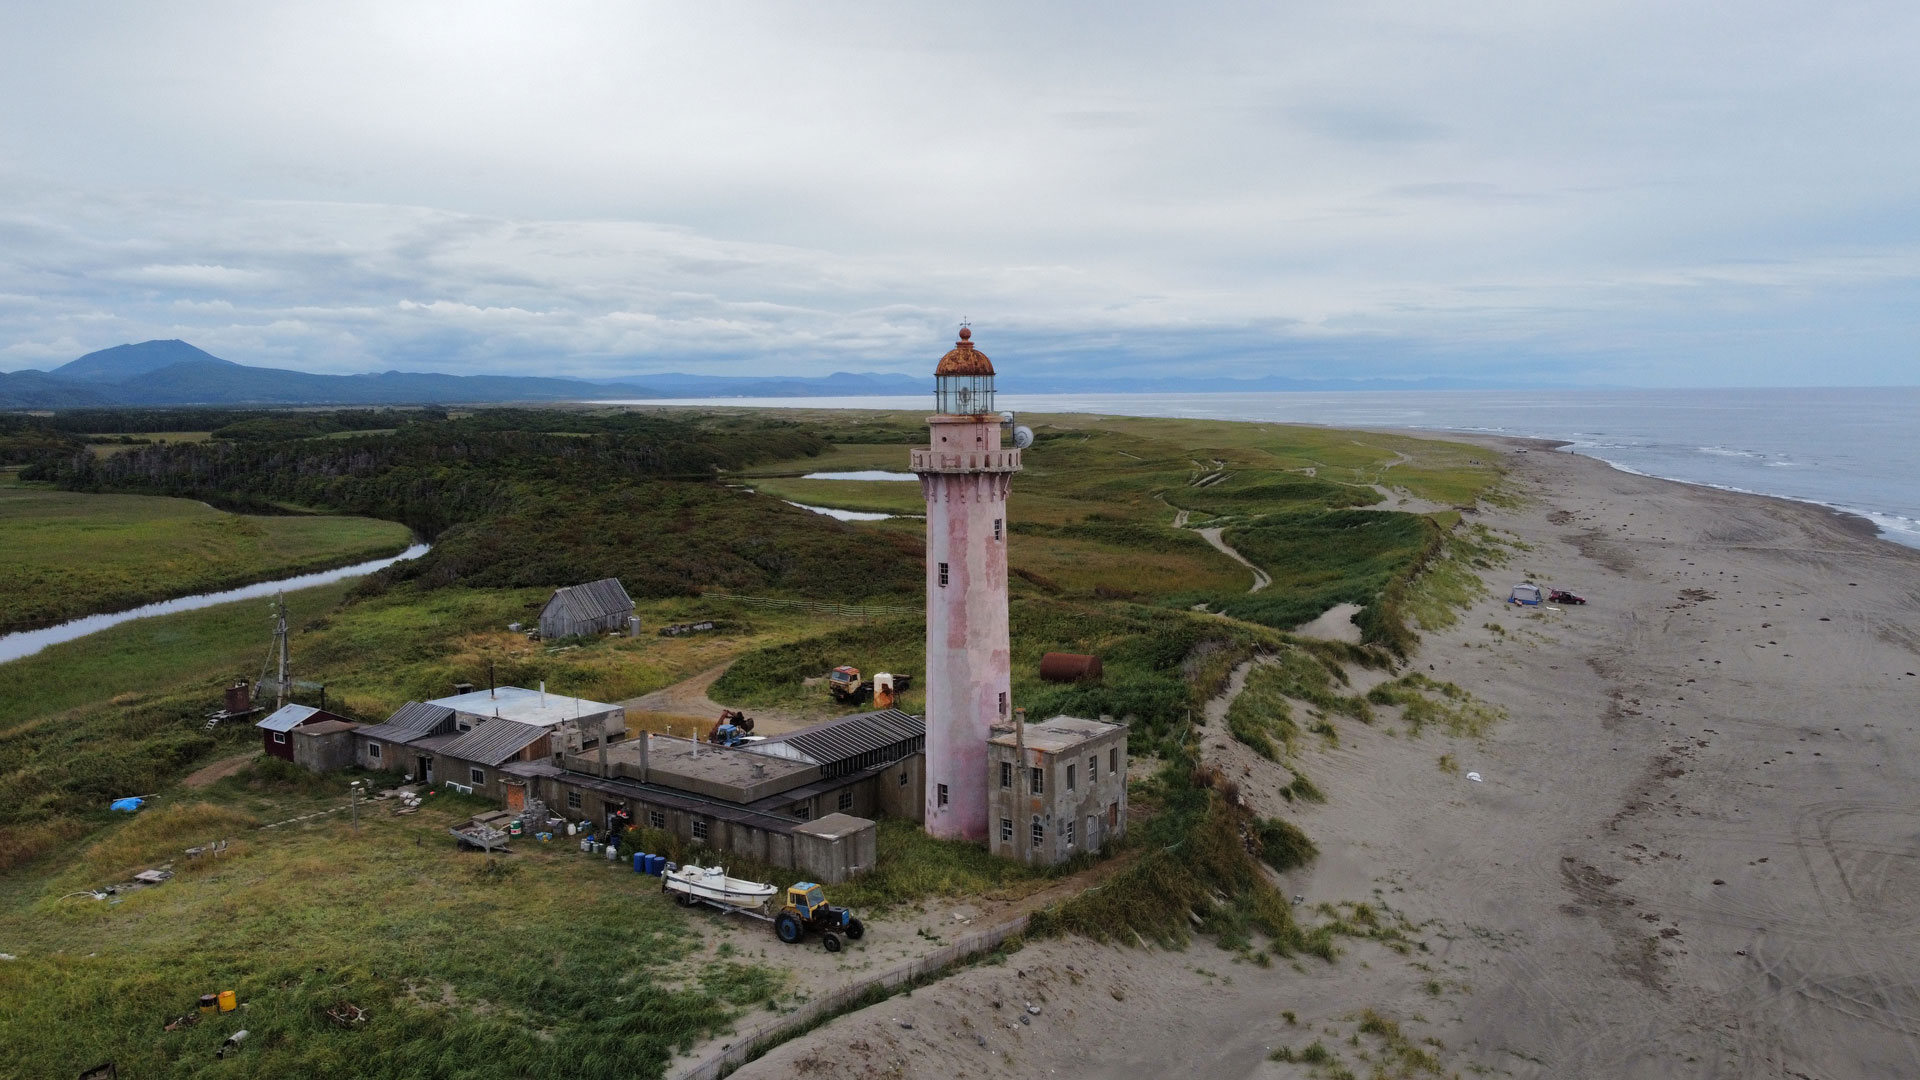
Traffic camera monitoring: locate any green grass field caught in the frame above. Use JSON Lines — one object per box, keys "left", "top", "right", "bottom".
{"left": 0, "top": 783, "right": 785, "bottom": 1080}
{"left": 0, "top": 474, "right": 413, "bottom": 632}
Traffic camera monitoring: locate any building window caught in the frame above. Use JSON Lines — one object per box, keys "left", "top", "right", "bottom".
{"left": 1000, "top": 818, "right": 1013, "bottom": 842}
{"left": 1066, "top": 818, "right": 1076, "bottom": 848}
{"left": 997, "top": 691, "right": 1007, "bottom": 716}
{"left": 938, "top": 562, "right": 949, "bottom": 587}
{"left": 1066, "top": 763, "right": 1076, "bottom": 791}
{"left": 1000, "top": 761, "right": 1013, "bottom": 789}
{"left": 649, "top": 809, "right": 665, "bottom": 829}
{"left": 838, "top": 789, "right": 854, "bottom": 811}
{"left": 994, "top": 518, "right": 1003, "bottom": 540}
{"left": 900, "top": 769, "right": 910, "bottom": 787}
{"left": 567, "top": 791, "right": 582, "bottom": 810}
{"left": 937, "top": 783, "right": 949, "bottom": 807}
{"left": 1029, "top": 767, "right": 1044, "bottom": 795}
{"left": 272, "top": 731, "right": 287, "bottom": 744}
{"left": 469, "top": 767, "right": 485, "bottom": 785}
{"left": 1089, "top": 755, "right": 1098, "bottom": 783}
{"left": 692, "top": 818, "right": 709, "bottom": 841}
{"left": 793, "top": 803, "right": 810, "bottom": 818}
{"left": 1031, "top": 817, "right": 1044, "bottom": 848}
{"left": 368, "top": 742, "right": 381, "bottom": 760}
{"left": 456, "top": 719, "right": 471, "bottom": 732}
{"left": 1110, "top": 747, "right": 1118, "bottom": 775}
{"left": 581, "top": 737, "right": 598, "bottom": 750}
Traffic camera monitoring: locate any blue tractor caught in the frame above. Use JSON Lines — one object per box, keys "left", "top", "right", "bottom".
{"left": 774, "top": 882, "right": 865, "bottom": 952}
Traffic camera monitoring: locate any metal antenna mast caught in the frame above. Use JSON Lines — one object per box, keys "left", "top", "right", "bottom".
{"left": 273, "top": 593, "right": 291, "bottom": 709}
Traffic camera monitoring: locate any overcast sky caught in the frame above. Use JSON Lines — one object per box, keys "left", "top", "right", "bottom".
{"left": 2, "top": 2, "right": 1915, "bottom": 386}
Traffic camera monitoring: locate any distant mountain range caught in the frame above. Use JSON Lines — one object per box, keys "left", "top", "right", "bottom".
{"left": 0, "top": 341, "right": 927, "bottom": 408}
{"left": 0, "top": 339, "right": 1502, "bottom": 410}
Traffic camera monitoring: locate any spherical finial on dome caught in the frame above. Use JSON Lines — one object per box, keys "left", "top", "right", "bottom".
{"left": 935, "top": 326, "right": 994, "bottom": 377}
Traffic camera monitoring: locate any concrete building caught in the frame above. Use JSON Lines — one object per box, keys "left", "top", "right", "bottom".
{"left": 913, "top": 327, "right": 1021, "bottom": 841}
{"left": 987, "top": 715, "right": 1128, "bottom": 865}
{"left": 287, "top": 720, "right": 361, "bottom": 773}
{"left": 256, "top": 703, "right": 354, "bottom": 764}
{"left": 498, "top": 708, "right": 923, "bottom": 883}
{"left": 539, "top": 578, "right": 634, "bottom": 640}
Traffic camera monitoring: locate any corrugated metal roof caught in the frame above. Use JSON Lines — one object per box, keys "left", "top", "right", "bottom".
{"left": 762, "top": 709, "right": 923, "bottom": 768}
{"left": 354, "top": 701, "right": 456, "bottom": 744}
{"left": 435, "top": 719, "right": 548, "bottom": 767}
{"left": 542, "top": 578, "right": 632, "bottom": 623}
{"left": 256, "top": 704, "right": 319, "bottom": 732}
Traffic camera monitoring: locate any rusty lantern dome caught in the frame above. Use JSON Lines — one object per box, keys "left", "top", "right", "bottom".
{"left": 934, "top": 327, "right": 996, "bottom": 415}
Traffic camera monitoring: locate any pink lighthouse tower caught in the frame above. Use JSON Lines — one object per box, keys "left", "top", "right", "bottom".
{"left": 912, "top": 327, "right": 1022, "bottom": 842}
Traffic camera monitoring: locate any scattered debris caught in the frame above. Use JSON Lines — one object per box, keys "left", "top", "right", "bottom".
{"left": 163, "top": 1012, "right": 200, "bottom": 1032}
{"left": 217, "top": 1030, "right": 249, "bottom": 1059}
{"left": 1466, "top": 772, "right": 1483, "bottom": 783}
{"left": 325, "top": 1001, "right": 370, "bottom": 1028}
{"left": 133, "top": 868, "right": 173, "bottom": 885}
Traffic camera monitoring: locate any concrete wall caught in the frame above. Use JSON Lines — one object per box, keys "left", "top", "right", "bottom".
{"left": 876, "top": 753, "right": 925, "bottom": 823}
{"left": 918, "top": 414, "right": 1019, "bottom": 842}
{"left": 291, "top": 729, "right": 357, "bottom": 773}
{"left": 987, "top": 729, "right": 1129, "bottom": 865}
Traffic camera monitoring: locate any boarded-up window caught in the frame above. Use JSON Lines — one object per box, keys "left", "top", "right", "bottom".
{"left": 1066, "top": 763, "right": 1076, "bottom": 791}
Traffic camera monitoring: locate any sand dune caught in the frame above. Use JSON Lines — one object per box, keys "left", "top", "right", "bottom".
{"left": 735, "top": 441, "right": 1920, "bottom": 1079}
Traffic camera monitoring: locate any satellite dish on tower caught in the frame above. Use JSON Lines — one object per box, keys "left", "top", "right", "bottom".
{"left": 1012, "top": 425, "right": 1034, "bottom": 449}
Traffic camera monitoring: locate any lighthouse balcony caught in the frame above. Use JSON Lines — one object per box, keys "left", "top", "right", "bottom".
{"left": 911, "top": 447, "right": 1023, "bottom": 474}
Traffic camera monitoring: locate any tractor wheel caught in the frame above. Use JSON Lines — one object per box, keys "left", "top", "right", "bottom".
{"left": 822, "top": 932, "right": 842, "bottom": 953}
{"left": 846, "top": 918, "right": 865, "bottom": 941}
{"left": 775, "top": 913, "right": 803, "bottom": 944}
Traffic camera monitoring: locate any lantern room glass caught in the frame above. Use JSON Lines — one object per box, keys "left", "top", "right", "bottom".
{"left": 934, "top": 373, "right": 995, "bottom": 415}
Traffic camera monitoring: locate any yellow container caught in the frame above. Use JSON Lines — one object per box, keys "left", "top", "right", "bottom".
{"left": 217, "top": 989, "right": 237, "bottom": 1013}
{"left": 198, "top": 994, "right": 218, "bottom": 1014}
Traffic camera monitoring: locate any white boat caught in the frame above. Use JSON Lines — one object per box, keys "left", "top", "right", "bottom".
{"left": 662, "top": 864, "right": 777, "bottom": 909}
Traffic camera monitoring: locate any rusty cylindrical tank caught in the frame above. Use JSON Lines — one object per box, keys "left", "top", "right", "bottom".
{"left": 1038, "top": 653, "right": 1103, "bottom": 684}
{"left": 224, "top": 682, "right": 251, "bottom": 715}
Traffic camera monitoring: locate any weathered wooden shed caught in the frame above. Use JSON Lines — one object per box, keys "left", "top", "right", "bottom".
{"left": 257, "top": 704, "right": 353, "bottom": 762}
{"left": 538, "top": 578, "right": 633, "bottom": 640}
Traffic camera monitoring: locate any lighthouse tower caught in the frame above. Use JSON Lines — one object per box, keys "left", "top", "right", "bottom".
{"left": 912, "top": 328, "right": 1021, "bottom": 842}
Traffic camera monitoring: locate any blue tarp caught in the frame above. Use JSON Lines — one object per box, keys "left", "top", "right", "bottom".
{"left": 109, "top": 797, "right": 145, "bottom": 812}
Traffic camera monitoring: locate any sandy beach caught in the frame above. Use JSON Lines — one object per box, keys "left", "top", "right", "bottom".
{"left": 735, "top": 440, "right": 1920, "bottom": 1079}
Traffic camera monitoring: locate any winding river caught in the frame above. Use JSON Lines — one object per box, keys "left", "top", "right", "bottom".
{"left": 0, "top": 543, "right": 430, "bottom": 665}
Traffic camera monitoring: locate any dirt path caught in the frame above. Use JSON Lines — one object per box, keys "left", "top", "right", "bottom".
{"left": 1197, "top": 526, "right": 1272, "bottom": 593}
{"left": 183, "top": 750, "right": 260, "bottom": 788}
{"left": 619, "top": 663, "right": 819, "bottom": 737}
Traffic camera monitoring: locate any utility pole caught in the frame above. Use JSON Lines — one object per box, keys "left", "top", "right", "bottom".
{"left": 273, "top": 593, "right": 291, "bottom": 710}
{"left": 349, "top": 780, "right": 361, "bottom": 830}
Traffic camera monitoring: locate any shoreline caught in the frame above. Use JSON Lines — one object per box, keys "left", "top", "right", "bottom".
{"left": 1478, "top": 433, "right": 1894, "bottom": 547}
{"left": 735, "top": 430, "right": 1920, "bottom": 1078}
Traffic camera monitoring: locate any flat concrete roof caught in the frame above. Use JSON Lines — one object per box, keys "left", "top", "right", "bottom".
{"left": 427, "top": 686, "right": 619, "bottom": 729}
{"left": 793, "top": 812, "right": 872, "bottom": 841}
{"left": 989, "top": 715, "right": 1124, "bottom": 753}
{"left": 615, "top": 734, "right": 817, "bottom": 789}
{"left": 293, "top": 719, "right": 359, "bottom": 735}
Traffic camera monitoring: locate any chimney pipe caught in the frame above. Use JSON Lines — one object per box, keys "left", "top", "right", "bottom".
{"left": 540, "top": 680, "right": 546, "bottom": 707}
{"left": 1014, "top": 706, "right": 1028, "bottom": 790}
{"left": 640, "top": 732, "right": 650, "bottom": 784}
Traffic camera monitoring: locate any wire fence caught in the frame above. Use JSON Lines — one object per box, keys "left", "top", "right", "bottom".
{"left": 700, "top": 593, "right": 920, "bottom": 619}
{"left": 673, "top": 914, "right": 1031, "bottom": 1080}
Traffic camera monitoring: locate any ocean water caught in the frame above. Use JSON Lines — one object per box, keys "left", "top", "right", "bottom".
{"left": 601, "top": 387, "right": 1920, "bottom": 548}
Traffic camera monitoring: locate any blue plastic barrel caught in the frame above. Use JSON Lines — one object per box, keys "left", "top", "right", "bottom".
{"left": 633, "top": 851, "right": 646, "bottom": 873}
{"left": 646, "top": 854, "right": 664, "bottom": 875}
